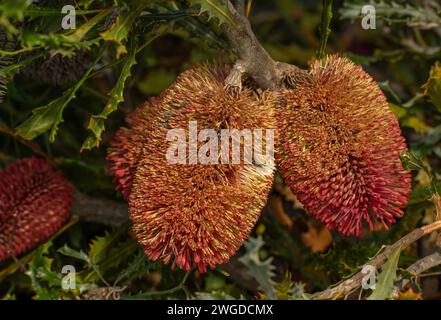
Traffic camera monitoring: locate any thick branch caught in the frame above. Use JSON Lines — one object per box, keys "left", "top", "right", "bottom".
{"left": 314, "top": 221, "right": 441, "bottom": 300}
{"left": 71, "top": 189, "right": 129, "bottom": 226}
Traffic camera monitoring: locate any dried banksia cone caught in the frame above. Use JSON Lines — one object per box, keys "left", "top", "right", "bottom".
{"left": 0, "top": 157, "right": 72, "bottom": 261}
{"left": 108, "top": 63, "right": 276, "bottom": 272}
{"left": 276, "top": 55, "right": 411, "bottom": 236}
{"left": 22, "top": 50, "right": 92, "bottom": 87}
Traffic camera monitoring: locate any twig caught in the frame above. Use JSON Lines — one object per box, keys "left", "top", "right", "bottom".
{"left": 0, "top": 123, "right": 55, "bottom": 166}
{"left": 221, "top": 1, "right": 311, "bottom": 91}
{"left": 314, "top": 220, "right": 441, "bottom": 299}
{"left": 407, "top": 251, "right": 441, "bottom": 275}
{"left": 419, "top": 271, "right": 441, "bottom": 278}
{"left": 121, "top": 271, "right": 191, "bottom": 299}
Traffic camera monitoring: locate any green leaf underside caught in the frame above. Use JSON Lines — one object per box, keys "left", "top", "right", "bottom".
{"left": 238, "top": 236, "right": 276, "bottom": 299}
{"left": 81, "top": 43, "right": 138, "bottom": 151}
{"left": 367, "top": 248, "right": 401, "bottom": 300}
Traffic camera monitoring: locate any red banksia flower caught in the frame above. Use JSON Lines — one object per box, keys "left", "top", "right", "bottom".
{"left": 276, "top": 55, "right": 411, "bottom": 236}
{"left": 0, "top": 157, "right": 72, "bottom": 261}
{"left": 108, "top": 63, "right": 276, "bottom": 272}
{"left": 106, "top": 100, "right": 163, "bottom": 200}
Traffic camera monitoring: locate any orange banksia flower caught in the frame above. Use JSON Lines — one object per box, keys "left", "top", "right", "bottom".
{"left": 108, "top": 63, "right": 276, "bottom": 272}
{"left": 0, "top": 157, "right": 72, "bottom": 261}
{"left": 276, "top": 55, "right": 411, "bottom": 236}
{"left": 107, "top": 99, "right": 163, "bottom": 200}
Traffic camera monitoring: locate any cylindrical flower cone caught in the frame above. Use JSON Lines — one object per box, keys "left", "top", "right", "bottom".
{"left": 276, "top": 55, "right": 412, "bottom": 236}
{"left": 0, "top": 157, "right": 72, "bottom": 261}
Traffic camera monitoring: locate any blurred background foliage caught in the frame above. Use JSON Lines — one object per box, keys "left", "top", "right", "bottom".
{"left": 0, "top": 0, "right": 441, "bottom": 300}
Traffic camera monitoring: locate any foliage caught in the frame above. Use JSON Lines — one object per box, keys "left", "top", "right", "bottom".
{"left": 1, "top": 0, "right": 441, "bottom": 300}
{"left": 367, "top": 248, "right": 400, "bottom": 300}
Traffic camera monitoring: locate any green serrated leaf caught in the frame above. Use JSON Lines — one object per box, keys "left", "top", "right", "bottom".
{"left": 367, "top": 248, "right": 401, "bottom": 300}
{"left": 58, "top": 245, "right": 90, "bottom": 263}
{"left": 273, "top": 272, "right": 309, "bottom": 300}
{"left": 100, "top": 5, "right": 144, "bottom": 58}
{"left": 88, "top": 230, "right": 124, "bottom": 265}
{"left": 0, "top": 53, "right": 43, "bottom": 78}
{"left": 15, "top": 89, "right": 74, "bottom": 142}
{"left": 23, "top": 4, "right": 103, "bottom": 18}
{"left": 238, "top": 236, "right": 276, "bottom": 299}
{"left": 82, "top": 41, "right": 138, "bottom": 151}
{"left": 8, "top": 8, "right": 111, "bottom": 55}
{"left": 189, "top": 0, "right": 237, "bottom": 28}
{"left": 114, "top": 250, "right": 157, "bottom": 285}
{"left": 78, "top": 226, "right": 139, "bottom": 284}
{"left": 339, "top": 0, "right": 441, "bottom": 28}
{"left": 423, "top": 61, "right": 441, "bottom": 112}
{"left": 15, "top": 52, "right": 101, "bottom": 142}
{"left": 65, "top": 8, "right": 112, "bottom": 44}
{"left": 26, "top": 242, "right": 62, "bottom": 300}
{"left": 0, "top": 0, "right": 32, "bottom": 34}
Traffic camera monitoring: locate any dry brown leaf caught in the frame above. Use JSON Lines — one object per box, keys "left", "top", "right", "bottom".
{"left": 397, "top": 288, "right": 423, "bottom": 300}
{"left": 300, "top": 222, "right": 333, "bottom": 253}
{"left": 270, "top": 195, "right": 293, "bottom": 229}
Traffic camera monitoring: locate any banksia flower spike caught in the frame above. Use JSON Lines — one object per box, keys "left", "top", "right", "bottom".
{"left": 276, "top": 55, "right": 411, "bottom": 236}
{"left": 0, "top": 157, "right": 72, "bottom": 261}
{"left": 106, "top": 100, "right": 163, "bottom": 200}
{"left": 22, "top": 51, "right": 92, "bottom": 87}
{"left": 108, "top": 63, "right": 276, "bottom": 272}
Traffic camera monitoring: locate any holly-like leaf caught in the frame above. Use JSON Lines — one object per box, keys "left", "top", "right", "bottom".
{"left": 0, "top": 0, "right": 32, "bottom": 33}
{"left": 15, "top": 89, "right": 74, "bottom": 142}
{"left": 15, "top": 53, "right": 100, "bottom": 142}
{"left": 81, "top": 42, "right": 138, "bottom": 151}
{"left": 23, "top": 4, "right": 103, "bottom": 18}
{"left": 15, "top": 9, "right": 111, "bottom": 56}
{"left": 64, "top": 8, "right": 112, "bottom": 44}
{"left": 58, "top": 245, "right": 90, "bottom": 263}
{"left": 367, "top": 248, "right": 401, "bottom": 300}
{"left": 339, "top": 0, "right": 441, "bottom": 28}
{"left": 423, "top": 61, "right": 441, "bottom": 112}
{"left": 80, "top": 227, "right": 138, "bottom": 283}
{"left": 189, "top": 0, "right": 237, "bottom": 28}
{"left": 238, "top": 236, "right": 276, "bottom": 299}
{"left": 26, "top": 242, "right": 62, "bottom": 300}
{"left": 100, "top": 5, "right": 145, "bottom": 58}
{"left": 114, "top": 250, "right": 157, "bottom": 285}
{"left": 88, "top": 230, "right": 125, "bottom": 266}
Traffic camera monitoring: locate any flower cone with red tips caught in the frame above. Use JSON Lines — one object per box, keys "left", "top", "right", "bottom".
{"left": 0, "top": 157, "right": 72, "bottom": 261}
{"left": 108, "top": 63, "right": 276, "bottom": 272}
{"left": 276, "top": 55, "right": 412, "bottom": 236}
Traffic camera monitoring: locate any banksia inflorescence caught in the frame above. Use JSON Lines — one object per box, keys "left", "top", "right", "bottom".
{"left": 0, "top": 157, "right": 72, "bottom": 261}
{"left": 276, "top": 55, "right": 411, "bottom": 236}
{"left": 22, "top": 51, "right": 92, "bottom": 87}
{"left": 108, "top": 63, "right": 276, "bottom": 272}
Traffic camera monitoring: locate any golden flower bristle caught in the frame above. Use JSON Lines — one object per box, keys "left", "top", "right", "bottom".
{"left": 108, "top": 63, "right": 277, "bottom": 272}
{"left": 276, "top": 55, "right": 411, "bottom": 236}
